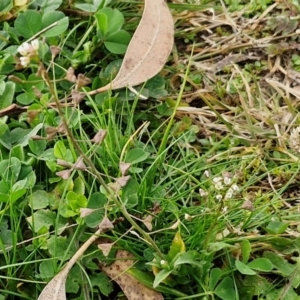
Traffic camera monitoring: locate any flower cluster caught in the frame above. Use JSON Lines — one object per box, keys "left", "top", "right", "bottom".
{"left": 212, "top": 172, "right": 239, "bottom": 201}
{"left": 289, "top": 127, "right": 300, "bottom": 154}
{"left": 17, "top": 39, "right": 39, "bottom": 67}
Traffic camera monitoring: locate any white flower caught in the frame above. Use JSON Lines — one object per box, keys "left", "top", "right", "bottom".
{"left": 231, "top": 184, "right": 239, "bottom": 192}
{"left": 213, "top": 176, "right": 222, "bottom": 183}
{"left": 204, "top": 170, "right": 210, "bottom": 178}
{"left": 20, "top": 56, "right": 30, "bottom": 67}
{"left": 216, "top": 194, "right": 223, "bottom": 201}
{"left": 160, "top": 260, "right": 167, "bottom": 266}
{"left": 31, "top": 39, "right": 39, "bottom": 50}
{"left": 17, "top": 42, "right": 31, "bottom": 56}
{"left": 289, "top": 127, "right": 300, "bottom": 154}
{"left": 222, "top": 206, "right": 228, "bottom": 213}
{"left": 225, "top": 188, "right": 233, "bottom": 199}
{"left": 214, "top": 181, "right": 224, "bottom": 190}
{"left": 224, "top": 176, "right": 232, "bottom": 186}
{"left": 199, "top": 188, "right": 208, "bottom": 197}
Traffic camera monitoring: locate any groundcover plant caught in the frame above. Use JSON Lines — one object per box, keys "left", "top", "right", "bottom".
{"left": 1, "top": 0, "right": 300, "bottom": 299}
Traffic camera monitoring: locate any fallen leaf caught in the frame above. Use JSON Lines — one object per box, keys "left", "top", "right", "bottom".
{"left": 0, "top": 104, "right": 27, "bottom": 117}
{"left": 89, "top": 0, "right": 174, "bottom": 95}
{"left": 102, "top": 250, "right": 163, "bottom": 300}
{"left": 37, "top": 269, "right": 67, "bottom": 300}
{"left": 38, "top": 228, "right": 104, "bottom": 299}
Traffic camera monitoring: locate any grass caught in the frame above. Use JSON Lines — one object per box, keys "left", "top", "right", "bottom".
{"left": 1, "top": 0, "right": 300, "bottom": 299}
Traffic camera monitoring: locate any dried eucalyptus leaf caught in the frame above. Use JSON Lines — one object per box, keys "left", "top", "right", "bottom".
{"left": 89, "top": 0, "right": 174, "bottom": 95}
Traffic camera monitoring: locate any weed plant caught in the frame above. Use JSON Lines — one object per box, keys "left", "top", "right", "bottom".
{"left": 1, "top": 0, "right": 300, "bottom": 299}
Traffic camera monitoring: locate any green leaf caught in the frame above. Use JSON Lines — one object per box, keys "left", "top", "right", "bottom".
{"left": 235, "top": 260, "right": 256, "bottom": 275}
{"left": 17, "top": 123, "right": 43, "bottom": 147}
{"left": 42, "top": 12, "right": 69, "bottom": 37}
{"left": 26, "top": 209, "right": 55, "bottom": 233}
{"left": 0, "top": 82, "right": 15, "bottom": 109}
{"left": 84, "top": 192, "right": 106, "bottom": 228}
{"left": 266, "top": 221, "right": 289, "bottom": 234}
{"left": 28, "top": 139, "right": 47, "bottom": 156}
{"left": 126, "top": 148, "right": 150, "bottom": 164}
{"left": 173, "top": 251, "right": 202, "bottom": 268}
{"left": 54, "top": 140, "right": 67, "bottom": 159}
{"left": 0, "top": 228, "right": 13, "bottom": 248}
{"left": 105, "top": 30, "right": 131, "bottom": 54}
{"left": 73, "top": 177, "right": 85, "bottom": 195}
{"left": 168, "top": 231, "right": 185, "bottom": 260}
{"left": 208, "top": 242, "right": 236, "bottom": 252}
{"left": 14, "top": 10, "right": 43, "bottom": 38}
{"left": 214, "top": 277, "right": 236, "bottom": 300}
{"left": 209, "top": 268, "right": 223, "bottom": 291}
{"left": 0, "top": 0, "right": 12, "bottom": 13}
{"left": 90, "top": 272, "right": 114, "bottom": 296}
{"left": 38, "top": 260, "right": 57, "bottom": 279}
{"left": 247, "top": 258, "right": 274, "bottom": 272}
{"left": 35, "top": 0, "right": 63, "bottom": 13}
{"left": 47, "top": 236, "right": 73, "bottom": 260}
{"left": 0, "top": 157, "right": 21, "bottom": 182}
{"left": 153, "top": 269, "right": 173, "bottom": 288}
{"left": 75, "top": 0, "right": 111, "bottom": 12}
{"left": 241, "top": 239, "right": 251, "bottom": 263}
{"left": 122, "top": 178, "right": 139, "bottom": 208}
{"left": 29, "top": 190, "right": 50, "bottom": 210}
{"left": 95, "top": 8, "right": 124, "bottom": 37}
{"left": 54, "top": 140, "right": 73, "bottom": 161}
{"left": 16, "top": 92, "right": 35, "bottom": 105}
{"left": 263, "top": 251, "right": 295, "bottom": 277}
{"left": 10, "top": 144, "right": 25, "bottom": 161}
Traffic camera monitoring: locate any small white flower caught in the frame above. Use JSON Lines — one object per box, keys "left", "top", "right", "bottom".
{"left": 31, "top": 39, "right": 39, "bottom": 50}
{"left": 225, "top": 188, "right": 233, "bottom": 199}
{"left": 224, "top": 176, "right": 232, "bottom": 186}
{"left": 17, "top": 42, "right": 32, "bottom": 56}
{"left": 213, "top": 176, "right": 222, "bottom": 183}
{"left": 216, "top": 194, "right": 223, "bottom": 201}
{"left": 204, "top": 170, "right": 210, "bottom": 178}
{"left": 231, "top": 184, "right": 239, "bottom": 192}
{"left": 214, "top": 181, "right": 224, "bottom": 190}
{"left": 160, "top": 260, "right": 167, "bottom": 266}
{"left": 199, "top": 188, "right": 208, "bottom": 197}
{"left": 222, "top": 206, "right": 228, "bottom": 213}
{"left": 20, "top": 56, "right": 30, "bottom": 67}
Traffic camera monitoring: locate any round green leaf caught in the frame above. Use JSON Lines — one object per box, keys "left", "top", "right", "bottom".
{"left": 105, "top": 30, "right": 131, "bottom": 54}
{"left": 235, "top": 260, "right": 256, "bottom": 275}
{"left": 247, "top": 258, "right": 274, "bottom": 272}
{"left": 42, "top": 11, "right": 69, "bottom": 37}
{"left": 14, "top": 10, "right": 43, "bottom": 38}
{"left": 126, "top": 148, "right": 150, "bottom": 164}
{"left": 214, "top": 277, "right": 236, "bottom": 300}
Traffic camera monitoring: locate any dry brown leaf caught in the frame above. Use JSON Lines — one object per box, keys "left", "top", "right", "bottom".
{"left": 37, "top": 270, "right": 68, "bottom": 300}
{"left": 102, "top": 250, "right": 163, "bottom": 300}
{"left": 38, "top": 228, "right": 104, "bottom": 299}
{"left": 89, "top": 0, "right": 174, "bottom": 95}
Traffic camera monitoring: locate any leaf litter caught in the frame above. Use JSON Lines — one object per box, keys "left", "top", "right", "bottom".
{"left": 101, "top": 250, "right": 163, "bottom": 300}
{"left": 88, "top": 0, "right": 174, "bottom": 95}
